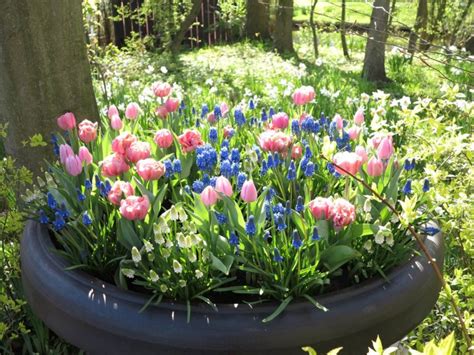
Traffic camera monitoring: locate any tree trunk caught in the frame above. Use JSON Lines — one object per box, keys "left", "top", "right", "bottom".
{"left": 274, "top": 0, "right": 294, "bottom": 53}
{"left": 309, "top": 0, "right": 319, "bottom": 58}
{"left": 0, "top": 0, "right": 99, "bottom": 175}
{"left": 168, "top": 0, "right": 201, "bottom": 53}
{"left": 246, "top": 0, "right": 270, "bottom": 40}
{"left": 408, "top": 0, "right": 428, "bottom": 56}
{"left": 362, "top": 0, "right": 390, "bottom": 83}
{"left": 340, "top": 0, "right": 350, "bottom": 59}
{"left": 388, "top": 0, "right": 396, "bottom": 27}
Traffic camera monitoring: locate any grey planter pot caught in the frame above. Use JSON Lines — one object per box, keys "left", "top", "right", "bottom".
{"left": 21, "top": 220, "right": 444, "bottom": 355}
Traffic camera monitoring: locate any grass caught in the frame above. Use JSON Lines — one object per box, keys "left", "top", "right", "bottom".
{"left": 294, "top": 0, "right": 417, "bottom": 26}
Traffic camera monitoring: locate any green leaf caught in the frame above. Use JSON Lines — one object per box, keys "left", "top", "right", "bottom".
{"left": 303, "top": 294, "right": 328, "bottom": 312}
{"left": 117, "top": 218, "right": 142, "bottom": 250}
{"left": 301, "top": 346, "right": 317, "bottom": 355}
{"left": 262, "top": 295, "right": 293, "bottom": 323}
{"left": 316, "top": 220, "right": 329, "bottom": 239}
{"left": 327, "top": 347, "right": 343, "bottom": 355}
{"left": 320, "top": 245, "right": 360, "bottom": 272}
{"left": 210, "top": 254, "right": 234, "bottom": 275}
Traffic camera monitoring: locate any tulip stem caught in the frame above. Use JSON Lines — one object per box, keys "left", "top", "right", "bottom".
{"left": 320, "top": 154, "right": 472, "bottom": 351}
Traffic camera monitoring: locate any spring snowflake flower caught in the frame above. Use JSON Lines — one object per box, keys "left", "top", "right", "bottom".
{"left": 122, "top": 268, "right": 135, "bottom": 279}
{"left": 173, "top": 260, "right": 183, "bottom": 273}
{"left": 150, "top": 270, "right": 159, "bottom": 282}
{"left": 195, "top": 270, "right": 204, "bottom": 279}
{"left": 131, "top": 247, "right": 142, "bottom": 264}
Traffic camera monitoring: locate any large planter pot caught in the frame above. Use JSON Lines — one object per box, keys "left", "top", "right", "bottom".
{"left": 21, "top": 220, "right": 444, "bottom": 355}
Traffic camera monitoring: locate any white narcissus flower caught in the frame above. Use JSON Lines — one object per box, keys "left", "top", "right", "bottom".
{"left": 173, "top": 260, "right": 183, "bottom": 273}
{"left": 131, "top": 247, "right": 141, "bottom": 264}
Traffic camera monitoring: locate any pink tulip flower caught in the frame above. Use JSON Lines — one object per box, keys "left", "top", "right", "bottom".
{"left": 78, "top": 146, "right": 93, "bottom": 165}
{"left": 120, "top": 195, "right": 150, "bottom": 221}
{"left": 154, "top": 129, "right": 174, "bottom": 149}
{"left": 348, "top": 126, "right": 361, "bottom": 141}
{"left": 215, "top": 176, "right": 233, "bottom": 197}
{"left": 78, "top": 119, "right": 98, "bottom": 143}
{"left": 100, "top": 153, "right": 130, "bottom": 177}
{"left": 292, "top": 86, "right": 315, "bottom": 105}
{"left": 270, "top": 112, "right": 289, "bottom": 129}
{"left": 125, "top": 102, "right": 140, "bottom": 120}
{"left": 367, "top": 156, "right": 384, "bottom": 177}
{"left": 107, "top": 105, "right": 119, "bottom": 119}
{"left": 57, "top": 112, "right": 76, "bottom": 131}
{"left": 331, "top": 198, "right": 356, "bottom": 229}
{"left": 65, "top": 155, "right": 82, "bottom": 176}
{"left": 355, "top": 145, "right": 368, "bottom": 164}
{"left": 108, "top": 181, "right": 134, "bottom": 206}
{"left": 136, "top": 158, "right": 166, "bottom": 181}
{"left": 377, "top": 136, "right": 394, "bottom": 160}
{"left": 59, "top": 144, "right": 74, "bottom": 165}
{"left": 155, "top": 105, "right": 168, "bottom": 119}
{"left": 309, "top": 197, "right": 333, "bottom": 220}
{"left": 110, "top": 114, "right": 123, "bottom": 130}
{"left": 332, "top": 151, "right": 363, "bottom": 176}
{"left": 152, "top": 82, "right": 172, "bottom": 97}
{"left": 354, "top": 109, "right": 365, "bottom": 126}
{"left": 165, "top": 97, "right": 180, "bottom": 113}
{"left": 201, "top": 186, "right": 219, "bottom": 207}
{"left": 125, "top": 141, "right": 151, "bottom": 163}
{"left": 258, "top": 130, "right": 292, "bottom": 153}
{"left": 112, "top": 132, "right": 137, "bottom": 155}
{"left": 240, "top": 180, "right": 258, "bottom": 203}
{"left": 178, "top": 129, "right": 204, "bottom": 153}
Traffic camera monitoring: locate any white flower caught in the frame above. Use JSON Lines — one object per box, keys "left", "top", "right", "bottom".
{"left": 363, "top": 240, "right": 373, "bottom": 252}
{"left": 195, "top": 270, "right": 204, "bottom": 279}
{"left": 160, "top": 66, "right": 168, "bottom": 74}
{"left": 188, "top": 252, "right": 197, "bottom": 263}
{"left": 145, "top": 65, "right": 154, "bottom": 74}
{"left": 179, "top": 280, "right": 187, "bottom": 288}
{"left": 386, "top": 234, "right": 394, "bottom": 247}
{"left": 315, "top": 58, "right": 323, "bottom": 66}
{"left": 160, "top": 284, "right": 168, "bottom": 293}
{"left": 399, "top": 96, "right": 411, "bottom": 110}
{"left": 121, "top": 268, "right": 135, "bottom": 279}
{"left": 173, "top": 260, "right": 183, "bottom": 273}
{"left": 149, "top": 270, "right": 159, "bottom": 282}
{"left": 144, "top": 240, "right": 154, "bottom": 253}
{"left": 361, "top": 93, "right": 370, "bottom": 104}
{"left": 374, "top": 233, "right": 385, "bottom": 245}
{"left": 131, "top": 247, "right": 141, "bottom": 264}
{"left": 162, "top": 249, "right": 171, "bottom": 258}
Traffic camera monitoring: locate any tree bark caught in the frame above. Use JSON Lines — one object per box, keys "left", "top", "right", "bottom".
{"left": 274, "top": 0, "right": 294, "bottom": 53}
{"left": 408, "top": 0, "right": 428, "bottom": 56}
{"left": 388, "top": 0, "right": 396, "bottom": 27}
{"left": 168, "top": 0, "right": 201, "bottom": 53}
{"left": 0, "top": 0, "right": 99, "bottom": 175}
{"left": 362, "top": 0, "right": 390, "bottom": 83}
{"left": 246, "top": 0, "right": 271, "bottom": 40}
{"left": 309, "top": 0, "right": 319, "bottom": 58}
{"left": 340, "top": 0, "right": 350, "bottom": 59}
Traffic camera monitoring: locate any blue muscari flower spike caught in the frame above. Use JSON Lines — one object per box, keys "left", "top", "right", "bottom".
{"left": 263, "top": 230, "right": 271, "bottom": 243}
{"left": 210, "top": 177, "right": 217, "bottom": 187}
{"left": 184, "top": 185, "right": 191, "bottom": 194}
{"left": 296, "top": 196, "right": 304, "bottom": 213}
{"left": 95, "top": 175, "right": 101, "bottom": 189}
{"left": 84, "top": 179, "right": 92, "bottom": 190}
{"left": 267, "top": 155, "right": 274, "bottom": 169}
{"left": 234, "top": 108, "right": 246, "bottom": 126}
{"left": 229, "top": 232, "right": 239, "bottom": 246}
{"left": 164, "top": 159, "right": 173, "bottom": 177}
{"left": 301, "top": 116, "right": 315, "bottom": 133}
{"left": 403, "top": 179, "right": 412, "bottom": 194}
{"left": 202, "top": 174, "right": 211, "bottom": 186}
{"left": 269, "top": 107, "right": 275, "bottom": 117}
{"left": 192, "top": 180, "right": 205, "bottom": 193}
{"left": 260, "top": 160, "right": 268, "bottom": 175}
{"left": 214, "top": 105, "right": 221, "bottom": 119}
{"left": 292, "top": 230, "right": 302, "bottom": 249}
{"left": 195, "top": 118, "right": 201, "bottom": 128}
{"left": 320, "top": 113, "right": 328, "bottom": 128}
{"left": 291, "top": 119, "right": 300, "bottom": 135}
{"left": 231, "top": 148, "right": 240, "bottom": 163}
{"left": 261, "top": 108, "right": 268, "bottom": 122}
{"left": 300, "top": 158, "right": 309, "bottom": 172}
{"left": 77, "top": 188, "right": 86, "bottom": 202}
{"left": 249, "top": 99, "right": 255, "bottom": 110}
{"left": 423, "top": 226, "right": 440, "bottom": 236}
{"left": 47, "top": 192, "right": 57, "bottom": 209}
{"left": 82, "top": 211, "right": 92, "bottom": 226}
{"left": 276, "top": 213, "right": 287, "bottom": 231}
{"left": 215, "top": 212, "right": 227, "bottom": 224}
{"left": 221, "top": 139, "right": 229, "bottom": 149}
{"left": 287, "top": 161, "right": 296, "bottom": 181}
{"left": 220, "top": 147, "right": 229, "bottom": 161}
{"left": 273, "top": 153, "right": 280, "bottom": 166}
{"left": 53, "top": 212, "right": 65, "bottom": 231}
{"left": 201, "top": 104, "right": 209, "bottom": 118}
{"left": 231, "top": 163, "right": 240, "bottom": 176}
{"left": 39, "top": 210, "right": 49, "bottom": 224}
{"left": 220, "top": 160, "right": 232, "bottom": 177}
{"left": 423, "top": 178, "right": 430, "bottom": 192}
{"left": 273, "top": 248, "right": 284, "bottom": 262}
{"left": 304, "top": 145, "right": 312, "bottom": 159}
{"left": 326, "top": 162, "right": 341, "bottom": 178}
{"left": 265, "top": 187, "right": 276, "bottom": 201}
{"left": 312, "top": 227, "right": 320, "bottom": 241}
{"left": 105, "top": 180, "right": 112, "bottom": 194}
{"left": 209, "top": 127, "right": 218, "bottom": 143}
{"left": 180, "top": 101, "right": 186, "bottom": 110}
{"left": 192, "top": 107, "right": 196, "bottom": 115}
{"left": 404, "top": 159, "right": 412, "bottom": 171}
{"left": 173, "top": 159, "right": 182, "bottom": 174}
{"left": 237, "top": 172, "right": 247, "bottom": 190}
{"left": 285, "top": 201, "right": 292, "bottom": 215}
{"left": 304, "top": 161, "right": 315, "bottom": 177}
{"left": 273, "top": 203, "right": 285, "bottom": 215}
{"left": 253, "top": 146, "right": 261, "bottom": 160}
{"left": 245, "top": 215, "right": 256, "bottom": 236}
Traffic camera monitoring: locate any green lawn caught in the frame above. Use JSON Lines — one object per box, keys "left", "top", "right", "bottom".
{"left": 294, "top": 0, "right": 417, "bottom": 27}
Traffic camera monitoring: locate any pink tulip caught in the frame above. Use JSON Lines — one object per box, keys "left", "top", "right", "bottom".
{"left": 220, "top": 102, "right": 229, "bottom": 117}
{"left": 223, "top": 125, "right": 234, "bottom": 139}
{"left": 152, "top": 82, "right": 172, "bottom": 97}
{"left": 270, "top": 112, "right": 289, "bottom": 129}
{"left": 377, "top": 136, "right": 394, "bottom": 160}
{"left": 367, "top": 156, "right": 384, "bottom": 177}
{"left": 292, "top": 86, "right": 315, "bottom": 105}
{"left": 331, "top": 198, "right": 356, "bottom": 229}
{"left": 355, "top": 145, "right": 368, "bottom": 164}
{"left": 108, "top": 181, "right": 134, "bottom": 206}
{"left": 78, "top": 119, "right": 98, "bottom": 143}
{"left": 64, "top": 155, "right": 82, "bottom": 176}
{"left": 57, "top": 112, "right": 76, "bottom": 131}
{"left": 334, "top": 114, "right": 344, "bottom": 130}
{"left": 100, "top": 153, "right": 130, "bottom": 177}
{"left": 207, "top": 112, "right": 216, "bottom": 124}
{"left": 332, "top": 152, "right": 363, "bottom": 176}
{"left": 200, "top": 186, "right": 219, "bottom": 207}
{"left": 354, "top": 109, "right": 365, "bottom": 126}
{"left": 215, "top": 176, "right": 233, "bottom": 197}
{"left": 309, "top": 197, "right": 333, "bottom": 220}
{"left": 370, "top": 134, "right": 384, "bottom": 149}
{"left": 240, "top": 180, "right": 258, "bottom": 203}
{"left": 112, "top": 132, "right": 137, "bottom": 155}
{"left": 165, "top": 97, "right": 180, "bottom": 113}
{"left": 348, "top": 126, "right": 361, "bottom": 141}
{"left": 110, "top": 114, "right": 123, "bottom": 130}
{"left": 258, "top": 130, "right": 292, "bottom": 153}
{"left": 120, "top": 195, "right": 150, "bottom": 221}
{"left": 125, "top": 141, "right": 151, "bottom": 163}
{"left": 155, "top": 105, "right": 168, "bottom": 119}
{"left": 136, "top": 158, "right": 166, "bottom": 181}
{"left": 59, "top": 144, "right": 74, "bottom": 165}
{"left": 78, "top": 146, "right": 93, "bottom": 165}
{"left": 125, "top": 102, "right": 140, "bottom": 120}
{"left": 291, "top": 144, "right": 303, "bottom": 160}
{"left": 154, "top": 129, "right": 174, "bottom": 149}
{"left": 107, "top": 105, "right": 119, "bottom": 119}
{"left": 178, "top": 129, "right": 204, "bottom": 153}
